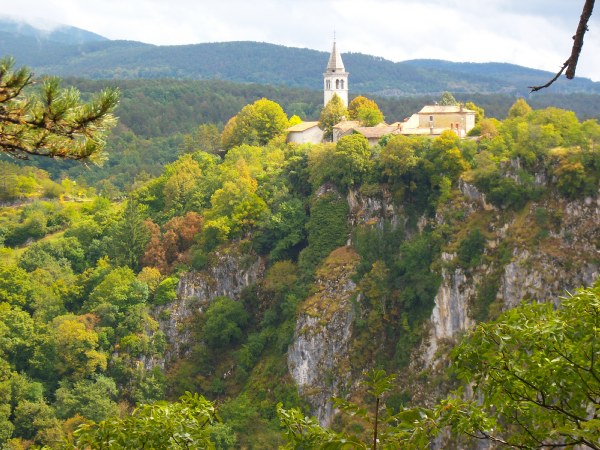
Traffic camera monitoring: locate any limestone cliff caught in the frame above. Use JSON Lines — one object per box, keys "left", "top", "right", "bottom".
{"left": 425, "top": 187, "right": 599, "bottom": 365}
{"left": 287, "top": 247, "right": 359, "bottom": 426}
{"left": 159, "top": 243, "right": 265, "bottom": 363}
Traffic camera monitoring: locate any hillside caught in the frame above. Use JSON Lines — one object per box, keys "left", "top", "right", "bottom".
{"left": 1, "top": 20, "right": 599, "bottom": 96}
{"left": 0, "top": 98, "right": 599, "bottom": 447}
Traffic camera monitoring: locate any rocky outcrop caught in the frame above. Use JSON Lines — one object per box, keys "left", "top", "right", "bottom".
{"left": 425, "top": 193, "right": 600, "bottom": 366}
{"left": 426, "top": 253, "right": 475, "bottom": 361}
{"left": 288, "top": 247, "right": 359, "bottom": 426}
{"left": 160, "top": 244, "right": 265, "bottom": 362}
{"left": 459, "top": 180, "right": 493, "bottom": 211}
{"left": 347, "top": 187, "right": 402, "bottom": 231}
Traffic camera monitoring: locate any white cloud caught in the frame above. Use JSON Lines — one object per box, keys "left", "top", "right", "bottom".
{"left": 2, "top": 0, "right": 599, "bottom": 80}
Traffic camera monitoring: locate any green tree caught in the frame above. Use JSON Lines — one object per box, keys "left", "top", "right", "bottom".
{"left": 153, "top": 276, "right": 179, "bottom": 305}
{"left": 378, "top": 135, "right": 419, "bottom": 180}
{"left": 348, "top": 96, "right": 384, "bottom": 126}
{"left": 333, "top": 134, "right": 372, "bottom": 189}
{"left": 162, "top": 154, "right": 204, "bottom": 215}
{"left": 37, "top": 314, "right": 107, "bottom": 379}
{"left": 429, "top": 280, "right": 600, "bottom": 449}
{"left": 221, "top": 98, "right": 289, "bottom": 149}
{"left": 182, "top": 123, "right": 222, "bottom": 154}
{"left": 507, "top": 98, "right": 533, "bottom": 118}
{"left": 318, "top": 94, "right": 348, "bottom": 141}
{"left": 13, "top": 400, "right": 60, "bottom": 445}
{"left": 72, "top": 392, "right": 220, "bottom": 449}
{"left": 54, "top": 375, "right": 119, "bottom": 423}
{"left": 426, "top": 130, "right": 470, "bottom": 184}
{"left": 84, "top": 266, "right": 149, "bottom": 328}
{"left": 309, "top": 135, "right": 372, "bottom": 191}
{"left": 0, "top": 265, "right": 33, "bottom": 308}
{"left": 108, "top": 198, "right": 151, "bottom": 270}
{"left": 439, "top": 91, "right": 458, "bottom": 106}
{"left": 0, "top": 57, "right": 118, "bottom": 161}
{"left": 0, "top": 303, "right": 35, "bottom": 371}
{"left": 203, "top": 297, "right": 249, "bottom": 348}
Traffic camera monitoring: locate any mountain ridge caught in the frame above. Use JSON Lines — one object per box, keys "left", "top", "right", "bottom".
{"left": 1, "top": 19, "right": 598, "bottom": 96}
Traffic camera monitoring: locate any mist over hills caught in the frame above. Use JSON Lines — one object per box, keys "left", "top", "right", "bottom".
{"left": 1, "top": 18, "right": 599, "bottom": 96}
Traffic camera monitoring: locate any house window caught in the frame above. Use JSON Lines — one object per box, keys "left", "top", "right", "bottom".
{"left": 429, "top": 115, "right": 433, "bottom": 121}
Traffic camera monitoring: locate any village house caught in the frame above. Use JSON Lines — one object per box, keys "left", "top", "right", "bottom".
{"left": 287, "top": 121, "right": 323, "bottom": 144}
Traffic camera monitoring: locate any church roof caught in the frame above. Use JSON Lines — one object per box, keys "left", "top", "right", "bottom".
{"left": 326, "top": 41, "right": 346, "bottom": 73}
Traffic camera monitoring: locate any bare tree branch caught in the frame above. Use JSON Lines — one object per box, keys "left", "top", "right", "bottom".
{"left": 530, "top": 0, "right": 595, "bottom": 92}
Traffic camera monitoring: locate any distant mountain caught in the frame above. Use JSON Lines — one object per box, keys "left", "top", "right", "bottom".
{"left": 0, "top": 18, "right": 107, "bottom": 45}
{"left": 0, "top": 20, "right": 599, "bottom": 96}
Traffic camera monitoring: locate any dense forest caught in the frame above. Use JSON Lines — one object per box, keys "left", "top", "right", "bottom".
{"left": 1, "top": 79, "right": 599, "bottom": 448}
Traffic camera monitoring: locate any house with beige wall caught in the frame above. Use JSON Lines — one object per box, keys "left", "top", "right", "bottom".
{"left": 286, "top": 121, "right": 324, "bottom": 144}
{"left": 405, "top": 104, "right": 476, "bottom": 137}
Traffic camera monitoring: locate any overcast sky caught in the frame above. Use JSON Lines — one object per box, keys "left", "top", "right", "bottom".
{"left": 3, "top": 0, "right": 600, "bottom": 81}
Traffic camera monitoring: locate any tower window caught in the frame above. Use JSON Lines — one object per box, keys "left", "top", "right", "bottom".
{"left": 340, "top": 79, "right": 344, "bottom": 89}
{"left": 336, "top": 79, "right": 340, "bottom": 89}
{"left": 326, "top": 80, "right": 331, "bottom": 89}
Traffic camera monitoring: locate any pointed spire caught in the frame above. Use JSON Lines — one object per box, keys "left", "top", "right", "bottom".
{"left": 326, "top": 39, "right": 345, "bottom": 73}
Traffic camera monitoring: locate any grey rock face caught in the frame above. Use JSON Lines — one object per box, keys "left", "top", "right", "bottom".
{"left": 159, "top": 246, "right": 265, "bottom": 362}
{"left": 287, "top": 247, "right": 358, "bottom": 426}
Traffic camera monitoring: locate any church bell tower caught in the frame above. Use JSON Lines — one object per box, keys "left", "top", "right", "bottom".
{"left": 323, "top": 39, "right": 348, "bottom": 107}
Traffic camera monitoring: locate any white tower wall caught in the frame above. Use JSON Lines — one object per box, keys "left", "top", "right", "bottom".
{"left": 323, "top": 41, "right": 348, "bottom": 107}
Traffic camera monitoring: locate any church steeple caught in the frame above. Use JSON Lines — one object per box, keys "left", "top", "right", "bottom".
{"left": 323, "top": 38, "right": 349, "bottom": 107}
{"left": 326, "top": 40, "right": 345, "bottom": 73}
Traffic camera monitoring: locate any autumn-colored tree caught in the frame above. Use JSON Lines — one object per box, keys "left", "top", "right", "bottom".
{"left": 348, "top": 95, "right": 384, "bottom": 126}
{"left": 142, "top": 220, "right": 167, "bottom": 272}
{"left": 164, "top": 212, "right": 203, "bottom": 252}
{"left": 44, "top": 314, "right": 107, "bottom": 379}
{"left": 163, "top": 229, "right": 179, "bottom": 266}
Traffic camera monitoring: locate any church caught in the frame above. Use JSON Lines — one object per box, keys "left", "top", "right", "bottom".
{"left": 286, "top": 40, "right": 476, "bottom": 145}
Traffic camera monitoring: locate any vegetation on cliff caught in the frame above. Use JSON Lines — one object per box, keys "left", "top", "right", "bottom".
{"left": 0, "top": 92, "right": 599, "bottom": 447}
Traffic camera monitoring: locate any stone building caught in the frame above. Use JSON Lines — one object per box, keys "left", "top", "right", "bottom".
{"left": 286, "top": 121, "right": 323, "bottom": 144}
{"left": 406, "top": 104, "right": 476, "bottom": 137}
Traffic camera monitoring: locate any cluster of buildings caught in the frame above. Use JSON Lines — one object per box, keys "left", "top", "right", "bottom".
{"left": 287, "top": 41, "right": 476, "bottom": 145}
